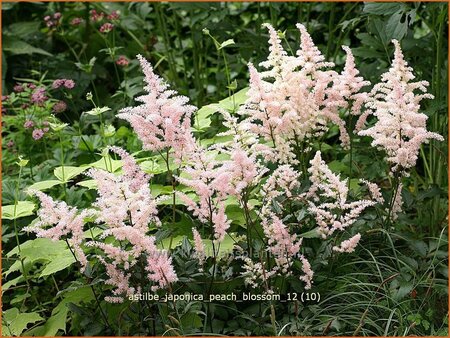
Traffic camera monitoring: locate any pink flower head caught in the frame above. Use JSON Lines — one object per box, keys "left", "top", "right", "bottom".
{"left": 118, "top": 55, "right": 196, "bottom": 160}
{"left": 44, "top": 15, "right": 51, "bottom": 21}
{"left": 107, "top": 10, "right": 120, "bottom": 20}
{"left": 31, "top": 87, "right": 48, "bottom": 105}
{"left": 71, "top": 17, "right": 83, "bottom": 26}
{"left": 2, "top": 95, "right": 9, "bottom": 101}
{"left": 52, "top": 100, "right": 67, "bottom": 113}
{"left": 32, "top": 128, "right": 44, "bottom": 140}
{"left": 52, "top": 79, "right": 65, "bottom": 89}
{"left": 90, "top": 9, "right": 105, "bottom": 22}
{"left": 23, "top": 120, "right": 34, "bottom": 129}
{"left": 333, "top": 233, "right": 361, "bottom": 253}
{"left": 27, "top": 83, "right": 36, "bottom": 90}
{"left": 116, "top": 55, "right": 129, "bottom": 67}
{"left": 63, "top": 79, "right": 75, "bottom": 89}
{"left": 358, "top": 39, "right": 444, "bottom": 173}
{"left": 99, "top": 23, "right": 114, "bottom": 33}
{"left": 13, "top": 84, "right": 24, "bottom": 93}
{"left": 6, "top": 140, "right": 14, "bottom": 148}
{"left": 53, "top": 12, "right": 61, "bottom": 20}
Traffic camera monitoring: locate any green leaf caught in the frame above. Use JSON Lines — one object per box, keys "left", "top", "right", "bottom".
{"left": 54, "top": 166, "right": 87, "bottom": 182}
{"left": 299, "top": 227, "right": 321, "bottom": 239}
{"left": 2, "top": 201, "right": 35, "bottom": 220}
{"left": 84, "top": 106, "right": 111, "bottom": 116}
{"left": 40, "top": 254, "right": 76, "bottom": 277}
{"left": 218, "top": 87, "right": 249, "bottom": 111}
{"left": 386, "top": 12, "right": 408, "bottom": 41}
{"left": 5, "top": 21, "right": 41, "bottom": 38}
{"left": 203, "top": 233, "right": 236, "bottom": 258}
{"left": 90, "top": 156, "right": 122, "bottom": 172}
{"left": 3, "top": 37, "right": 52, "bottom": 56}
{"left": 76, "top": 179, "right": 97, "bottom": 190}
{"left": 27, "top": 180, "right": 61, "bottom": 192}
{"left": 194, "top": 103, "right": 220, "bottom": 131}
{"left": 157, "top": 235, "right": 184, "bottom": 250}
{"left": 2, "top": 308, "right": 43, "bottom": 336}
{"left": 180, "top": 312, "right": 203, "bottom": 329}
{"left": 363, "top": 3, "right": 404, "bottom": 16}
{"left": 219, "top": 39, "right": 235, "bottom": 49}
{"left": 6, "top": 238, "right": 76, "bottom": 277}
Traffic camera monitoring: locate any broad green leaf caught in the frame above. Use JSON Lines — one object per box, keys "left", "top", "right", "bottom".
{"left": 77, "top": 179, "right": 97, "bottom": 190}
{"left": 1, "top": 308, "right": 43, "bottom": 336}
{"left": 2, "top": 201, "right": 35, "bottom": 220}
{"left": 299, "top": 228, "right": 320, "bottom": 239}
{"left": 180, "top": 312, "right": 203, "bottom": 329}
{"left": 6, "top": 238, "right": 76, "bottom": 277}
{"left": 90, "top": 156, "right": 122, "bottom": 172}
{"left": 218, "top": 87, "right": 249, "bottom": 111}
{"left": 193, "top": 103, "right": 220, "bottom": 131}
{"left": 5, "top": 21, "right": 41, "bottom": 38}
{"left": 26, "top": 287, "right": 94, "bottom": 336}
{"left": 54, "top": 166, "right": 87, "bottom": 182}
{"left": 3, "top": 37, "right": 52, "bottom": 56}
{"left": 157, "top": 235, "right": 184, "bottom": 250}
{"left": 363, "top": 3, "right": 404, "bottom": 16}
{"left": 40, "top": 254, "right": 76, "bottom": 277}
{"left": 203, "top": 233, "right": 236, "bottom": 258}
{"left": 27, "top": 180, "right": 60, "bottom": 192}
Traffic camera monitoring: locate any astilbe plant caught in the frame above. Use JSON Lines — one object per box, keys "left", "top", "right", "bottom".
{"left": 27, "top": 23, "right": 443, "bottom": 302}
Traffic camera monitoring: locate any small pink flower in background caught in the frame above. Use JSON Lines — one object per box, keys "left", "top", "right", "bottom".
{"left": 13, "top": 84, "right": 24, "bottom": 93}
{"left": 44, "top": 15, "right": 51, "bottom": 21}
{"left": 116, "top": 55, "right": 129, "bottom": 67}
{"left": 53, "top": 12, "right": 61, "bottom": 20}
{"left": 71, "top": 17, "right": 83, "bottom": 26}
{"left": 42, "top": 121, "right": 49, "bottom": 126}
{"left": 52, "top": 100, "right": 67, "bottom": 113}
{"left": 52, "top": 79, "right": 75, "bottom": 89}
{"left": 52, "top": 79, "right": 65, "bottom": 89}
{"left": 6, "top": 140, "right": 14, "bottom": 148}
{"left": 90, "top": 9, "right": 105, "bottom": 22}
{"left": 99, "top": 22, "right": 114, "bottom": 33}
{"left": 2, "top": 95, "right": 9, "bottom": 101}
{"left": 23, "top": 120, "right": 34, "bottom": 129}
{"left": 43, "top": 127, "right": 50, "bottom": 133}
{"left": 32, "top": 129, "right": 45, "bottom": 140}
{"left": 63, "top": 79, "right": 75, "bottom": 89}
{"left": 107, "top": 10, "right": 120, "bottom": 20}
{"left": 31, "top": 87, "right": 48, "bottom": 105}
{"left": 27, "top": 83, "right": 36, "bottom": 90}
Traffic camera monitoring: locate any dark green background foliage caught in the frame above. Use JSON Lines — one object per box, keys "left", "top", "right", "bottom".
{"left": 1, "top": 2, "right": 448, "bottom": 336}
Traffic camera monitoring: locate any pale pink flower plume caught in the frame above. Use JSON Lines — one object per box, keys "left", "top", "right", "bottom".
{"left": 333, "top": 233, "right": 362, "bottom": 253}
{"left": 307, "top": 151, "right": 375, "bottom": 238}
{"left": 24, "top": 190, "right": 92, "bottom": 271}
{"left": 358, "top": 40, "right": 443, "bottom": 173}
{"left": 299, "top": 254, "right": 314, "bottom": 290}
{"left": 118, "top": 55, "right": 196, "bottom": 161}
{"left": 192, "top": 228, "right": 206, "bottom": 264}
{"left": 87, "top": 147, "right": 159, "bottom": 233}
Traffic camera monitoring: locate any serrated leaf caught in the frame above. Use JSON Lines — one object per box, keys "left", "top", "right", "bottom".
{"left": 2, "top": 308, "right": 43, "bottom": 336}
{"left": 2, "top": 201, "right": 35, "bottom": 220}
